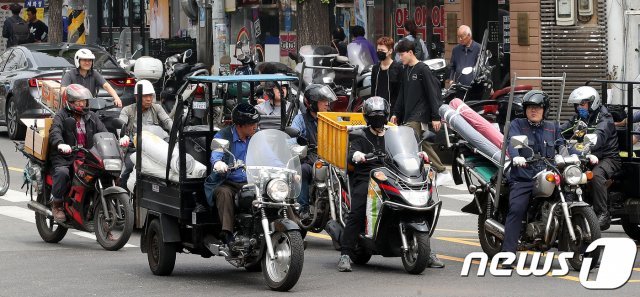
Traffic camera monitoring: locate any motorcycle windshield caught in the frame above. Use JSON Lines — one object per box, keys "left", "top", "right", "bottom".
{"left": 347, "top": 42, "right": 373, "bottom": 74}
{"left": 91, "top": 132, "right": 121, "bottom": 159}
{"left": 384, "top": 126, "right": 422, "bottom": 177}
{"left": 299, "top": 45, "right": 338, "bottom": 85}
{"left": 246, "top": 130, "right": 302, "bottom": 199}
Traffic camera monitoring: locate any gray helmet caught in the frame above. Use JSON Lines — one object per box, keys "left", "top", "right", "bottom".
{"left": 304, "top": 84, "right": 337, "bottom": 112}
{"left": 363, "top": 96, "right": 390, "bottom": 129}
{"left": 65, "top": 84, "right": 93, "bottom": 114}
{"left": 568, "top": 86, "right": 600, "bottom": 112}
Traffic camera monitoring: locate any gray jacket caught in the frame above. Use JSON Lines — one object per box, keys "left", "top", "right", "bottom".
{"left": 119, "top": 103, "right": 172, "bottom": 137}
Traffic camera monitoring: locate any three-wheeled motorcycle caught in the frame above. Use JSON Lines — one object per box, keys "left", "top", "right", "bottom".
{"left": 136, "top": 74, "right": 306, "bottom": 291}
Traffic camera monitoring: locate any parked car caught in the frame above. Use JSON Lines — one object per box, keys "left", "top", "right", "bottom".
{"left": 0, "top": 43, "right": 136, "bottom": 139}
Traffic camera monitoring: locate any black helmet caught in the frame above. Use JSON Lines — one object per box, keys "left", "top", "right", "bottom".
{"left": 363, "top": 96, "right": 390, "bottom": 129}
{"left": 304, "top": 84, "right": 337, "bottom": 112}
{"left": 232, "top": 103, "right": 260, "bottom": 125}
{"left": 522, "top": 90, "right": 550, "bottom": 119}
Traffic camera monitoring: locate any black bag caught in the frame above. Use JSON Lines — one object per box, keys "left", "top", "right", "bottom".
{"left": 10, "top": 18, "right": 30, "bottom": 45}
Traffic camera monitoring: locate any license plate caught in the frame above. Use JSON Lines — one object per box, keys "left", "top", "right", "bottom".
{"left": 193, "top": 101, "right": 207, "bottom": 109}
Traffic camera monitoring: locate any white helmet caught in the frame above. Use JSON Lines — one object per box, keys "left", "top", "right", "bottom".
{"left": 568, "top": 86, "right": 601, "bottom": 111}
{"left": 134, "top": 80, "right": 156, "bottom": 103}
{"left": 74, "top": 48, "right": 95, "bottom": 68}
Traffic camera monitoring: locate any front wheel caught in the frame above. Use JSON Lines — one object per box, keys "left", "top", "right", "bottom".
{"left": 95, "top": 193, "right": 134, "bottom": 251}
{"left": 621, "top": 216, "right": 640, "bottom": 241}
{"left": 563, "top": 206, "right": 601, "bottom": 271}
{"left": 146, "top": 219, "right": 176, "bottom": 275}
{"left": 34, "top": 192, "right": 67, "bottom": 243}
{"left": 0, "top": 151, "right": 9, "bottom": 196}
{"left": 401, "top": 231, "right": 431, "bottom": 275}
{"left": 262, "top": 231, "right": 304, "bottom": 292}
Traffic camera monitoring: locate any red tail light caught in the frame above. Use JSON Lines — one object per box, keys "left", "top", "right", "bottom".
{"left": 109, "top": 78, "right": 136, "bottom": 87}
{"left": 483, "top": 104, "right": 498, "bottom": 114}
{"left": 194, "top": 85, "right": 205, "bottom": 99}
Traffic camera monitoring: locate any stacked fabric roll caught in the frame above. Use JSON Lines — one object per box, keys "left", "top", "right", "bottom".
{"left": 449, "top": 98, "right": 504, "bottom": 149}
{"left": 439, "top": 104, "right": 507, "bottom": 164}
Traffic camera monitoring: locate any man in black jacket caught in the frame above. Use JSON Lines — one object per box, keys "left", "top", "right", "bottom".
{"left": 48, "top": 84, "right": 108, "bottom": 222}
{"left": 390, "top": 40, "right": 449, "bottom": 180}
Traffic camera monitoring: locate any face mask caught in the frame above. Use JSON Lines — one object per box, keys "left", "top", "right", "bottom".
{"left": 368, "top": 115, "right": 387, "bottom": 129}
{"left": 376, "top": 51, "right": 387, "bottom": 61}
{"left": 577, "top": 107, "right": 589, "bottom": 119}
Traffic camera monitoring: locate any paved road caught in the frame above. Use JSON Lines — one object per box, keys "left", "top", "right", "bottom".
{"left": 0, "top": 130, "right": 638, "bottom": 297}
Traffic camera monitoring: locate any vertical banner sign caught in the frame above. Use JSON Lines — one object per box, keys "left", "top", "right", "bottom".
{"left": 68, "top": 9, "right": 86, "bottom": 44}
{"left": 23, "top": 0, "right": 45, "bottom": 20}
{"left": 503, "top": 15, "right": 510, "bottom": 53}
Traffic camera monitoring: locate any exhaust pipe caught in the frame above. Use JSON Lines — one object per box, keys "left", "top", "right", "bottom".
{"left": 484, "top": 218, "right": 505, "bottom": 240}
{"left": 28, "top": 201, "right": 53, "bottom": 219}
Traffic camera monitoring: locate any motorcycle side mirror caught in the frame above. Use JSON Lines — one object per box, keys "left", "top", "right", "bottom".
{"left": 291, "top": 145, "right": 307, "bottom": 158}
{"left": 284, "top": 127, "right": 301, "bottom": 138}
{"left": 574, "top": 121, "right": 588, "bottom": 137}
{"left": 336, "top": 56, "right": 349, "bottom": 63}
{"left": 510, "top": 135, "right": 529, "bottom": 149}
{"left": 135, "top": 44, "right": 143, "bottom": 51}
{"left": 184, "top": 49, "right": 193, "bottom": 58}
{"left": 461, "top": 67, "right": 473, "bottom": 75}
{"left": 584, "top": 134, "right": 598, "bottom": 147}
{"left": 211, "top": 138, "right": 230, "bottom": 151}
{"left": 64, "top": 117, "right": 78, "bottom": 144}
{"left": 421, "top": 130, "right": 436, "bottom": 144}
{"left": 485, "top": 50, "right": 493, "bottom": 59}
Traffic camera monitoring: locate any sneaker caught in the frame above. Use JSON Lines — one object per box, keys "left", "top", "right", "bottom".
{"left": 299, "top": 208, "right": 311, "bottom": 221}
{"left": 427, "top": 252, "right": 445, "bottom": 268}
{"left": 435, "top": 171, "right": 453, "bottom": 186}
{"left": 598, "top": 212, "right": 611, "bottom": 231}
{"left": 337, "top": 254, "right": 352, "bottom": 272}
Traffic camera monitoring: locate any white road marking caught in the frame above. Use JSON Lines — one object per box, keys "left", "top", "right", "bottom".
{"left": 0, "top": 189, "right": 31, "bottom": 203}
{"left": 443, "top": 184, "right": 470, "bottom": 192}
{"left": 440, "top": 194, "right": 474, "bottom": 202}
{"left": 439, "top": 209, "right": 469, "bottom": 216}
{"left": 0, "top": 206, "right": 137, "bottom": 248}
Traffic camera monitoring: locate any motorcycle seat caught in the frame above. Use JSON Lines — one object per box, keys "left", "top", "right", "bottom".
{"left": 173, "top": 63, "right": 191, "bottom": 80}
{"left": 490, "top": 85, "right": 533, "bottom": 100}
{"left": 191, "top": 63, "right": 208, "bottom": 72}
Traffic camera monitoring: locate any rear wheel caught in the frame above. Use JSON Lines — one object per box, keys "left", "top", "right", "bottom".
{"left": 95, "top": 193, "right": 134, "bottom": 251}
{"left": 262, "top": 231, "right": 304, "bottom": 291}
{"left": 401, "top": 231, "right": 431, "bottom": 275}
{"left": 7, "top": 98, "right": 25, "bottom": 140}
{"left": 621, "top": 217, "right": 640, "bottom": 241}
{"left": 478, "top": 193, "right": 502, "bottom": 258}
{"left": 563, "top": 206, "right": 601, "bottom": 271}
{"left": 146, "top": 219, "right": 176, "bottom": 275}
{"left": 0, "top": 151, "right": 9, "bottom": 196}
{"left": 34, "top": 192, "right": 67, "bottom": 243}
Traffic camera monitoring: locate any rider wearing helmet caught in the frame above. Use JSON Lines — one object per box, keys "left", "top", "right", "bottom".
{"left": 61, "top": 48, "right": 123, "bottom": 107}
{"left": 117, "top": 79, "right": 173, "bottom": 189}
{"left": 48, "top": 84, "right": 112, "bottom": 222}
{"left": 561, "top": 86, "right": 620, "bottom": 230}
{"left": 289, "top": 84, "right": 337, "bottom": 218}
{"left": 255, "top": 81, "right": 289, "bottom": 116}
{"left": 337, "top": 96, "right": 444, "bottom": 272}
{"left": 500, "top": 90, "right": 580, "bottom": 266}
{"left": 203, "top": 103, "right": 260, "bottom": 244}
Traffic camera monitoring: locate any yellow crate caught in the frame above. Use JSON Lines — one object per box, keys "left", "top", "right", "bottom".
{"left": 317, "top": 112, "right": 367, "bottom": 170}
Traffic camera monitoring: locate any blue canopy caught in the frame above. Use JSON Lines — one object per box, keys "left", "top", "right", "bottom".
{"left": 188, "top": 74, "right": 299, "bottom": 83}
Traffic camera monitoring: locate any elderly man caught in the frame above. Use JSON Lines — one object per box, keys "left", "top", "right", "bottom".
{"left": 446, "top": 25, "right": 481, "bottom": 87}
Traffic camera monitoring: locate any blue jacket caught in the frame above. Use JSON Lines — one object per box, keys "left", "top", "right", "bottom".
{"left": 507, "top": 119, "right": 566, "bottom": 182}
{"left": 204, "top": 126, "right": 249, "bottom": 206}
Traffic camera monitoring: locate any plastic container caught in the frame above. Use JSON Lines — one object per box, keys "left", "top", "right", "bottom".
{"left": 317, "top": 112, "right": 366, "bottom": 170}
{"left": 134, "top": 56, "right": 164, "bottom": 83}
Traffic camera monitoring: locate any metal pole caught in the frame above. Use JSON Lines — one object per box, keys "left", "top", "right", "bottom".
{"left": 493, "top": 73, "right": 517, "bottom": 213}
{"left": 135, "top": 83, "right": 143, "bottom": 204}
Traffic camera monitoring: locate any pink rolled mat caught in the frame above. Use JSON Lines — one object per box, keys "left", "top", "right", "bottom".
{"left": 449, "top": 98, "right": 504, "bottom": 149}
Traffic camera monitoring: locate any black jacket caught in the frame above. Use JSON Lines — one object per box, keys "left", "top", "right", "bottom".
{"left": 48, "top": 109, "right": 107, "bottom": 168}
{"left": 347, "top": 127, "right": 385, "bottom": 184}
{"left": 371, "top": 60, "right": 403, "bottom": 109}
{"left": 393, "top": 62, "right": 442, "bottom": 124}
{"left": 560, "top": 106, "right": 619, "bottom": 160}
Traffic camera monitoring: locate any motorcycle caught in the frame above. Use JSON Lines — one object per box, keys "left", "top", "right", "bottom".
{"left": 19, "top": 118, "right": 134, "bottom": 251}
{"left": 307, "top": 126, "right": 442, "bottom": 274}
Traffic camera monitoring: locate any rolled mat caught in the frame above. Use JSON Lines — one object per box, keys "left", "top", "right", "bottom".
{"left": 449, "top": 98, "right": 504, "bottom": 149}
{"left": 439, "top": 104, "right": 506, "bottom": 164}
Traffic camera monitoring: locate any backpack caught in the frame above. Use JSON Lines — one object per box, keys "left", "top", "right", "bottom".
{"left": 10, "top": 17, "right": 30, "bottom": 45}
{"left": 412, "top": 37, "right": 425, "bottom": 61}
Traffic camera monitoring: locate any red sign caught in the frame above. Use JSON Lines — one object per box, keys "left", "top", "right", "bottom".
{"left": 395, "top": 5, "right": 445, "bottom": 41}
{"left": 280, "top": 33, "right": 297, "bottom": 56}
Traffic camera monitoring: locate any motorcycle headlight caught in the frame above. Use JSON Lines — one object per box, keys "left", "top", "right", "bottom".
{"left": 103, "top": 159, "right": 123, "bottom": 172}
{"left": 399, "top": 190, "right": 429, "bottom": 207}
{"left": 266, "top": 179, "right": 290, "bottom": 202}
{"left": 563, "top": 165, "right": 582, "bottom": 186}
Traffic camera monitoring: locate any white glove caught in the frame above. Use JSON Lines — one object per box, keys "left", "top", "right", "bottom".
{"left": 119, "top": 135, "right": 130, "bottom": 147}
{"left": 586, "top": 154, "right": 599, "bottom": 165}
{"left": 352, "top": 151, "right": 366, "bottom": 164}
{"left": 58, "top": 144, "right": 72, "bottom": 154}
{"left": 512, "top": 156, "right": 527, "bottom": 167}
{"left": 417, "top": 151, "right": 429, "bottom": 162}
{"left": 213, "top": 161, "right": 228, "bottom": 173}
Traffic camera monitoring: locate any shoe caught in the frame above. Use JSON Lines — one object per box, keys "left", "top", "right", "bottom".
{"left": 434, "top": 171, "right": 453, "bottom": 186}
{"left": 427, "top": 252, "right": 445, "bottom": 268}
{"left": 337, "top": 254, "right": 352, "bottom": 272}
{"left": 299, "top": 207, "right": 311, "bottom": 221}
{"left": 220, "top": 230, "right": 235, "bottom": 245}
{"left": 51, "top": 200, "right": 66, "bottom": 223}
{"left": 598, "top": 212, "right": 611, "bottom": 231}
